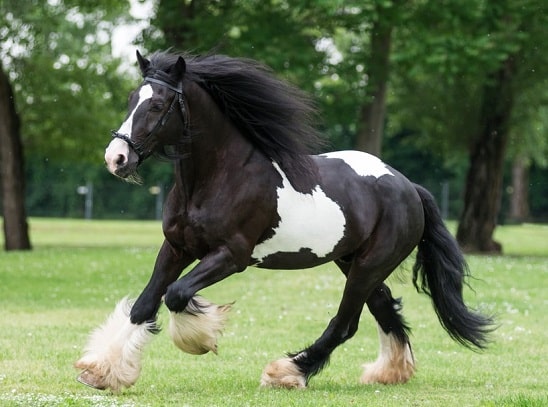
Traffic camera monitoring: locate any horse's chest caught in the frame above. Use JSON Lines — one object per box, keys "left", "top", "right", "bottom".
{"left": 251, "top": 164, "right": 346, "bottom": 266}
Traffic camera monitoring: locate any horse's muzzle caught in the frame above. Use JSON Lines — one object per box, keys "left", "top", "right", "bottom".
{"left": 105, "top": 135, "right": 138, "bottom": 168}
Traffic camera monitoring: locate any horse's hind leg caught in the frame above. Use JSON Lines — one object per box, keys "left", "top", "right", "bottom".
{"left": 361, "top": 284, "right": 415, "bottom": 384}
{"left": 336, "top": 261, "right": 415, "bottom": 384}
{"left": 260, "top": 256, "right": 394, "bottom": 389}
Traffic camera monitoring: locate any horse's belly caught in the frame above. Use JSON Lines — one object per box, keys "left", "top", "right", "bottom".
{"left": 251, "top": 163, "right": 346, "bottom": 268}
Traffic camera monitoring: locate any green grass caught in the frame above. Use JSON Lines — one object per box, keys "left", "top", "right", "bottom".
{"left": 1, "top": 218, "right": 547, "bottom": 406}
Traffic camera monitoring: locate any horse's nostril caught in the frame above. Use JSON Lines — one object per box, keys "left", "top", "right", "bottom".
{"left": 115, "top": 154, "right": 127, "bottom": 167}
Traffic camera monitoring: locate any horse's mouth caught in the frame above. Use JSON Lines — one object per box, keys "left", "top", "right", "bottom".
{"left": 113, "top": 165, "right": 143, "bottom": 185}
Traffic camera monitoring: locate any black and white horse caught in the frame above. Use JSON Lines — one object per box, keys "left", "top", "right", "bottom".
{"left": 76, "top": 51, "right": 493, "bottom": 391}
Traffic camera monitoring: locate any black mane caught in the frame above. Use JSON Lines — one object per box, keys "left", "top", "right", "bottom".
{"left": 146, "top": 51, "right": 326, "bottom": 187}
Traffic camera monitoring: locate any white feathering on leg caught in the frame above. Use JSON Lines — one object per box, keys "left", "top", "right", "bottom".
{"left": 260, "top": 357, "right": 306, "bottom": 389}
{"left": 75, "top": 297, "right": 155, "bottom": 391}
{"left": 168, "top": 296, "right": 232, "bottom": 355}
{"left": 360, "top": 323, "right": 415, "bottom": 385}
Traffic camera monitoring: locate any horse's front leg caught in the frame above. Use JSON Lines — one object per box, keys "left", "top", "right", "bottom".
{"left": 75, "top": 240, "right": 193, "bottom": 391}
{"left": 130, "top": 241, "right": 194, "bottom": 325}
{"left": 163, "top": 244, "right": 247, "bottom": 356}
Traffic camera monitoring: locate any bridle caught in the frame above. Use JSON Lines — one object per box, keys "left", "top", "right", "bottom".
{"left": 111, "top": 75, "right": 190, "bottom": 164}
{"left": 111, "top": 74, "right": 194, "bottom": 202}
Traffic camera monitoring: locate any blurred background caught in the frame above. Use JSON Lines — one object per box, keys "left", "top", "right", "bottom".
{"left": 1, "top": 0, "right": 547, "bottom": 253}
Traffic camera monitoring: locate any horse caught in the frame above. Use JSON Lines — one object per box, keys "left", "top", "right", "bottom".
{"left": 75, "top": 50, "right": 493, "bottom": 391}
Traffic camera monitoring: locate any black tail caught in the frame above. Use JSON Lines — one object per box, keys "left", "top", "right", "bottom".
{"left": 412, "top": 184, "right": 494, "bottom": 349}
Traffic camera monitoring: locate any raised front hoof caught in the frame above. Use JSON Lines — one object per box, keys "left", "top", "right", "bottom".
{"left": 76, "top": 369, "right": 107, "bottom": 390}
{"left": 260, "top": 358, "right": 306, "bottom": 389}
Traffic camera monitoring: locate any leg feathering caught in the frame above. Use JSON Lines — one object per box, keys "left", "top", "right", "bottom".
{"left": 75, "top": 297, "right": 155, "bottom": 391}
{"left": 168, "top": 296, "right": 232, "bottom": 355}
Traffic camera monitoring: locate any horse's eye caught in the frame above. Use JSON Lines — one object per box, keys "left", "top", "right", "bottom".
{"left": 150, "top": 103, "right": 164, "bottom": 112}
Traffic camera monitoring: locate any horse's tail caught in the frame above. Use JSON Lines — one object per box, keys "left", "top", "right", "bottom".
{"left": 412, "top": 184, "right": 494, "bottom": 349}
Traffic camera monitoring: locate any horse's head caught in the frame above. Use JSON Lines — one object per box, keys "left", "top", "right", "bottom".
{"left": 105, "top": 50, "right": 189, "bottom": 183}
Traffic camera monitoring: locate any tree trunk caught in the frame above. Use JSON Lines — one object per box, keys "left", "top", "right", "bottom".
{"left": 456, "top": 57, "right": 516, "bottom": 254}
{"left": 355, "top": 16, "right": 393, "bottom": 157}
{"left": 508, "top": 155, "right": 530, "bottom": 223}
{"left": 0, "top": 61, "right": 31, "bottom": 251}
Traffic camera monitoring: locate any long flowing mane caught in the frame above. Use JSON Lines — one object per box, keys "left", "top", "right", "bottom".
{"left": 145, "top": 51, "right": 326, "bottom": 187}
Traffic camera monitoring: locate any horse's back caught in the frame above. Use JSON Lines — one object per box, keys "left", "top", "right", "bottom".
{"left": 315, "top": 151, "right": 422, "bottom": 219}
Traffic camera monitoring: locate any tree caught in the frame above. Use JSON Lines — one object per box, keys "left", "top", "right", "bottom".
{"left": 506, "top": 78, "right": 548, "bottom": 223}
{"left": 144, "top": 0, "right": 417, "bottom": 160}
{"left": 391, "top": 0, "right": 548, "bottom": 252}
{"left": 455, "top": 0, "right": 548, "bottom": 252}
{"left": 0, "top": 59, "right": 31, "bottom": 250}
{"left": 353, "top": 1, "right": 408, "bottom": 157}
{"left": 0, "top": 0, "right": 134, "bottom": 243}
{"left": 508, "top": 154, "right": 530, "bottom": 222}
{"left": 142, "top": 0, "right": 326, "bottom": 86}
{"left": 354, "top": 11, "right": 392, "bottom": 156}
{"left": 2, "top": 1, "right": 133, "bottom": 160}
{"left": 456, "top": 54, "right": 515, "bottom": 252}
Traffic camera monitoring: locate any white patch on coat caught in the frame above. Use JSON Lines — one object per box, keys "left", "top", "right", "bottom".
{"left": 117, "top": 84, "right": 153, "bottom": 138}
{"left": 252, "top": 162, "right": 346, "bottom": 263}
{"left": 104, "top": 84, "right": 153, "bottom": 173}
{"left": 321, "top": 150, "right": 394, "bottom": 178}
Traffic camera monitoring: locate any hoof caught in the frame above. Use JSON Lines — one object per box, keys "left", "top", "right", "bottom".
{"left": 76, "top": 369, "right": 107, "bottom": 390}
{"left": 260, "top": 358, "right": 306, "bottom": 389}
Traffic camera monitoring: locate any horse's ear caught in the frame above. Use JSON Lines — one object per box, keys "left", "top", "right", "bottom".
{"left": 172, "top": 56, "right": 186, "bottom": 79}
{"left": 136, "top": 50, "right": 150, "bottom": 76}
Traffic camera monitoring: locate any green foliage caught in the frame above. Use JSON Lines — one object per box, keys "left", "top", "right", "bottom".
{"left": 142, "top": 0, "right": 327, "bottom": 87}
{"left": 391, "top": 0, "right": 548, "bottom": 161}
{"left": 509, "top": 88, "right": 548, "bottom": 166}
{"left": 0, "top": 0, "right": 134, "bottom": 161}
{"left": 0, "top": 219, "right": 547, "bottom": 405}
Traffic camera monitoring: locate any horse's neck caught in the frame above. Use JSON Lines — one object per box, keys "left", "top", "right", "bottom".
{"left": 178, "top": 82, "right": 261, "bottom": 186}
{"left": 181, "top": 82, "right": 318, "bottom": 196}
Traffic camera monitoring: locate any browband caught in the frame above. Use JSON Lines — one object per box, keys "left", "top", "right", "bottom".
{"left": 144, "top": 77, "right": 183, "bottom": 93}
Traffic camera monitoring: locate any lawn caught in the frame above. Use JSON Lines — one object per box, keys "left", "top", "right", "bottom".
{"left": 0, "top": 218, "right": 547, "bottom": 406}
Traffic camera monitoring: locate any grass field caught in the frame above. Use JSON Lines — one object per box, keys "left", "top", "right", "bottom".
{"left": 1, "top": 218, "right": 547, "bottom": 406}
